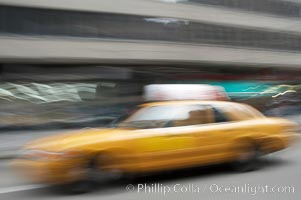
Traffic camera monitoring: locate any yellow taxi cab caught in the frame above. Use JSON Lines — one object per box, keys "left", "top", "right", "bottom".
{"left": 13, "top": 100, "right": 297, "bottom": 192}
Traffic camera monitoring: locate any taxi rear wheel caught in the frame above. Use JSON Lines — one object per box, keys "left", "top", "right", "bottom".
{"left": 232, "top": 141, "right": 261, "bottom": 172}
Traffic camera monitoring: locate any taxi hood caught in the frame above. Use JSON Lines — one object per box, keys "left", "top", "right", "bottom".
{"left": 24, "top": 128, "right": 131, "bottom": 152}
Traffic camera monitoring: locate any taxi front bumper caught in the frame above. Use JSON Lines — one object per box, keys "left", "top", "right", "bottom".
{"left": 12, "top": 158, "right": 87, "bottom": 184}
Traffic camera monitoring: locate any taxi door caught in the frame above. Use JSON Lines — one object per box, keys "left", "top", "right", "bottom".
{"left": 192, "top": 106, "right": 236, "bottom": 164}
{"left": 128, "top": 105, "right": 206, "bottom": 171}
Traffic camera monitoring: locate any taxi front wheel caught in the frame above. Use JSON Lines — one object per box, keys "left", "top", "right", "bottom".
{"left": 63, "top": 159, "right": 99, "bottom": 194}
{"left": 64, "top": 154, "right": 123, "bottom": 194}
{"left": 232, "top": 142, "right": 262, "bottom": 172}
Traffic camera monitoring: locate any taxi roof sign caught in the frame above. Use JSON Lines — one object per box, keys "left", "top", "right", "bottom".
{"left": 144, "top": 84, "right": 229, "bottom": 101}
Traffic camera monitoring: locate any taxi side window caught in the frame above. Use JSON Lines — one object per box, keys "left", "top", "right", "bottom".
{"left": 172, "top": 105, "right": 212, "bottom": 127}
{"left": 212, "top": 107, "right": 230, "bottom": 123}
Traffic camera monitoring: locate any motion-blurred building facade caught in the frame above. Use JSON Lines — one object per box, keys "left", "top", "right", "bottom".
{"left": 0, "top": 0, "right": 301, "bottom": 129}
{"left": 2, "top": 0, "right": 301, "bottom": 65}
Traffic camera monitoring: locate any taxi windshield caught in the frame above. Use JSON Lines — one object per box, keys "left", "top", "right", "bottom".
{"left": 117, "top": 105, "right": 205, "bottom": 129}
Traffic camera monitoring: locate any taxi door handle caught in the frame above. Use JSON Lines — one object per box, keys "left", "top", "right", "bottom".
{"left": 194, "top": 132, "right": 209, "bottom": 137}
{"left": 164, "top": 134, "right": 185, "bottom": 138}
{"left": 223, "top": 129, "right": 235, "bottom": 133}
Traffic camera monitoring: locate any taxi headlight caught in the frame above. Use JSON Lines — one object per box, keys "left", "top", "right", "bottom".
{"left": 19, "top": 149, "right": 80, "bottom": 161}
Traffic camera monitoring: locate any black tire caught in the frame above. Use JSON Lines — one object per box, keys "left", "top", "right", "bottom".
{"left": 64, "top": 154, "right": 124, "bottom": 194}
{"left": 66, "top": 180, "right": 95, "bottom": 194}
{"left": 63, "top": 159, "right": 99, "bottom": 194}
{"left": 232, "top": 141, "right": 261, "bottom": 172}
